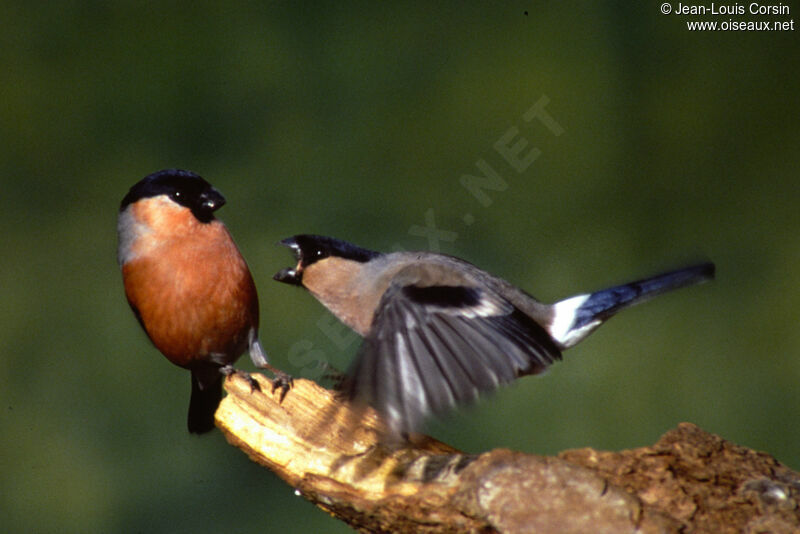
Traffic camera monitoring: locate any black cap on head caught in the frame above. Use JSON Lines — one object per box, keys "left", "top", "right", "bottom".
{"left": 273, "top": 235, "right": 380, "bottom": 285}
{"left": 120, "top": 169, "right": 226, "bottom": 223}
{"left": 283, "top": 235, "right": 379, "bottom": 267}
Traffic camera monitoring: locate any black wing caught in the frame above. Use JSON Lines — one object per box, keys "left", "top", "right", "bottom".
{"left": 345, "top": 280, "right": 562, "bottom": 435}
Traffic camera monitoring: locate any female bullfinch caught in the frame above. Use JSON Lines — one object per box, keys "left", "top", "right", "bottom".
{"left": 274, "top": 234, "right": 713, "bottom": 437}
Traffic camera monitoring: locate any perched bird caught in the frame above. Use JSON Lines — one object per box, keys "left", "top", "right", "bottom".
{"left": 274, "top": 234, "right": 714, "bottom": 436}
{"left": 118, "top": 169, "right": 289, "bottom": 434}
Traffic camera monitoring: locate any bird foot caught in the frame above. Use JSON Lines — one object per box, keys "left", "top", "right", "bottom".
{"left": 220, "top": 365, "right": 261, "bottom": 393}
{"left": 252, "top": 362, "right": 294, "bottom": 402}
{"left": 322, "top": 364, "right": 349, "bottom": 390}
{"left": 269, "top": 370, "right": 293, "bottom": 402}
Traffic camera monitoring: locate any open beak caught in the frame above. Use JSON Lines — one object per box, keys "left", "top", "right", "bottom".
{"left": 273, "top": 237, "right": 303, "bottom": 286}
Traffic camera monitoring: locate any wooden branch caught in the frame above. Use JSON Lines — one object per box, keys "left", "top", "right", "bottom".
{"left": 217, "top": 373, "right": 800, "bottom": 533}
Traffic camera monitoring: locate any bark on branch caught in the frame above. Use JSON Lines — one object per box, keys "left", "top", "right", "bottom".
{"left": 216, "top": 373, "right": 800, "bottom": 533}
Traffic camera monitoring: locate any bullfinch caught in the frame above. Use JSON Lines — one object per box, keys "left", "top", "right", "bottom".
{"left": 274, "top": 234, "right": 713, "bottom": 436}
{"left": 118, "top": 169, "right": 289, "bottom": 434}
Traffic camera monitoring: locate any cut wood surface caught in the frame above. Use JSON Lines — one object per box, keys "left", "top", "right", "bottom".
{"left": 217, "top": 373, "right": 800, "bottom": 533}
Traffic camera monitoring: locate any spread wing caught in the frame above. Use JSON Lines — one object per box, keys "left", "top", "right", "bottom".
{"left": 344, "top": 275, "right": 562, "bottom": 435}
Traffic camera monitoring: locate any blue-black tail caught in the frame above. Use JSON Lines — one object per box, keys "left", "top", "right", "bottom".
{"left": 547, "top": 263, "right": 714, "bottom": 348}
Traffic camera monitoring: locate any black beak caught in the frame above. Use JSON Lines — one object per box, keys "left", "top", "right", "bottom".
{"left": 200, "top": 188, "right": 226, "bottom": 212}
{"left": 273, "top": 237, "right": 303, "bottom": 285}
{"left": 273, "top": 267, "right": 301, "bottom": 285}
{"left": 279, "top": 236, "right": 300, "bottom": 250}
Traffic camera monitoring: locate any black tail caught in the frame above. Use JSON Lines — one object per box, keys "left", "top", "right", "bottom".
{"left": 548, "top": 262, "right": 714, "bottom": 348}
{"left": 187, "top": 369, "right": 223, "bottom": 434}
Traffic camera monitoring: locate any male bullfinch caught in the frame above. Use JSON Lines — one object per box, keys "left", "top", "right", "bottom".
{"left": 274, "top": 234, "right": 714, "bottom": 436}
{"left": 118, "top": 169, "right": 289, "bottom": 434}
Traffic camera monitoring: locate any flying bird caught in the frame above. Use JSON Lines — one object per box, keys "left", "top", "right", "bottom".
{"left": 274, "top": 234, "right": 713, "bottom": 436}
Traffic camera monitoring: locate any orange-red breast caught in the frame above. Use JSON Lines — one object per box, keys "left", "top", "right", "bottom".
{"left": 118, "top": 169, "right": 288, "bottom": 433}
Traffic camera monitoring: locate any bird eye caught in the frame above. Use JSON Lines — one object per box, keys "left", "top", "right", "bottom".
{"left": 171, "top": 191, "right": 182, "bottom": 199}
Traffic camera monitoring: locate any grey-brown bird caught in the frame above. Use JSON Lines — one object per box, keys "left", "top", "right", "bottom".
{"left": 274, "top": 234, "right": 714, "bottom": 436}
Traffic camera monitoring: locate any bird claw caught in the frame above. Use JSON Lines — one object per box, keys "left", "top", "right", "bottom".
{"left": 242, "top": 372, "right": 262, "bottom": 393}
{"left": 270, "top": 371, "right": 293, "bottom": 402}
{"left": 220, "top": 365, "right": 262, "bottom": 393}
{"left": 231, "top": 361, "right": 292, "bottom": 401}
{"left": 322, "top": 364, "right": 349, "bottom": 391}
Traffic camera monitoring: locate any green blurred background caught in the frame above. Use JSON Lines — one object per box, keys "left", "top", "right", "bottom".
{"left": 2, "top": 2, "right": 798, "bottom": 532}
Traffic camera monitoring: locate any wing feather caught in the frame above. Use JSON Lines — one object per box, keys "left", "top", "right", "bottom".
{"left": 345, "top": 278, "right": 562, "bottom": 434}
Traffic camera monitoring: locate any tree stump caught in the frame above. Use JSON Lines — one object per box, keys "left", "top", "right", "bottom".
{"left": 216, "top": 373, "right": 800, "bottom": 533}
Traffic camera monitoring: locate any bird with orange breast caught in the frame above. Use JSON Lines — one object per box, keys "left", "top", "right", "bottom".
{"left": 117, "top": 169, "right": 290, "bottom": 433}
